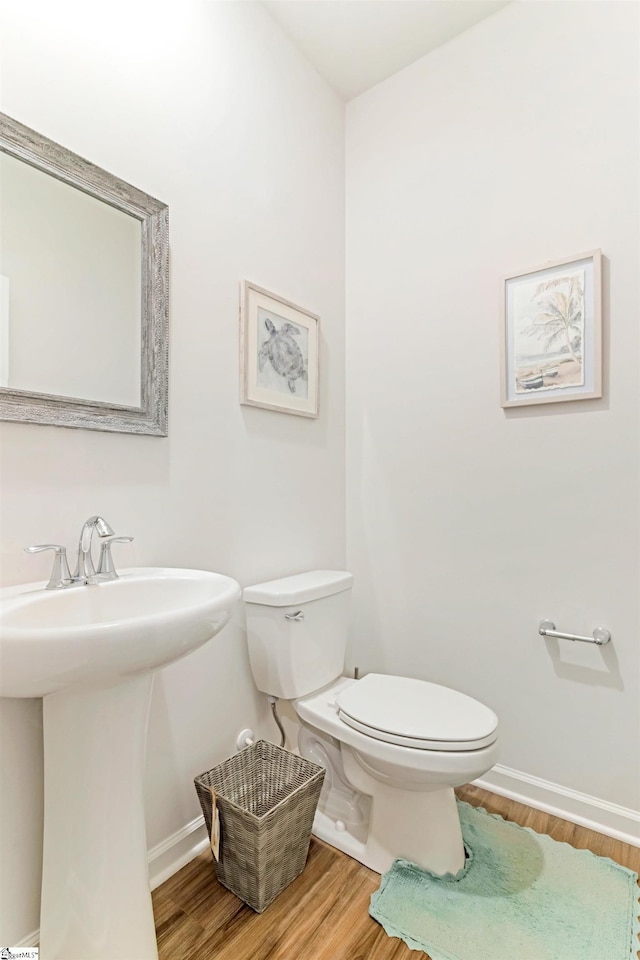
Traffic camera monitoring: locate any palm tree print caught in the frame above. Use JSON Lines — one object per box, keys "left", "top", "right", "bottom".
{"left": 522, "top": 272, "right": 584, "bottom": 364}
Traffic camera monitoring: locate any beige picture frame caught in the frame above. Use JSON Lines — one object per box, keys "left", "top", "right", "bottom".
{"left": 500, "top": 250, "right": 602, "bottom": 408}
{"left": 240, "top": 281, "right": 319, "bottom": 418}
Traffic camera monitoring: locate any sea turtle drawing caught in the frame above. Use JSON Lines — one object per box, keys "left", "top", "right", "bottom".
{"left": 258, "top": 318, "right": 307, "bottom": 393}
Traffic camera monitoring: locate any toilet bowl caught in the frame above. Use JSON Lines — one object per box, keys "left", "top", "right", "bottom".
{"left": 295, "top": 675, "right": 498, "bottom": 873}
{"left": 243, "top": 570, "right": 499, "bottom": 876}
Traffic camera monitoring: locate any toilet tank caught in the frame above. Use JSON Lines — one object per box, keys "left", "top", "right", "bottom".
{"left": 243, "top": 570, "right": 353, "bottom": 699}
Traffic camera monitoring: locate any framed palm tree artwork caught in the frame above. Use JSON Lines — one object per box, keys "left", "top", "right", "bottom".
{"left": 500, "top": 250, "right": 602, "bottom": 407}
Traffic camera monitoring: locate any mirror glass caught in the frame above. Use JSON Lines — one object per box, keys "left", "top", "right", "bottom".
{"left": 1, "top": 153, "right": 142, "bottom": 405}
{"left": 0, "top": 114, "right": 168, "bottom": 435}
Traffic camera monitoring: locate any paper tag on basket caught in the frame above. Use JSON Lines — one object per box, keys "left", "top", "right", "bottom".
{"left": 209, "top": 786, "right": 221, "bottom": 862}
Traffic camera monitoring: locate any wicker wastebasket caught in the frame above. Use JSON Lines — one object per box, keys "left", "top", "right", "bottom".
{"left": 194, "top": 740, "right": 325, "bottom": 912}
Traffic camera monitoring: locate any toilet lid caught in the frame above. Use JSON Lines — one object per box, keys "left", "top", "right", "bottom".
{"left": 336, "top": 674, "right": 498, "bottom": 752}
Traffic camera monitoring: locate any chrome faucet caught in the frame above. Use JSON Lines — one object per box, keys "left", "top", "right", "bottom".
{"left": 73, "top": 515, "right": 115, "bottom": 581}
{"left": 26, "top": 516, "right": 134, "bottom": 588}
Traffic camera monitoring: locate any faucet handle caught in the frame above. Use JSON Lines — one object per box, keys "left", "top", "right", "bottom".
{"left": 25, "top": 544, "right": 73, "bottom": 590}
{"left": 96, "top": 537, "right": 133, "bottom": 580}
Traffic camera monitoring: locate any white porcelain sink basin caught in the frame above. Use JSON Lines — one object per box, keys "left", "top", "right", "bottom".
{"left": 0, "top": 567, "right": 241, "bottom": 697}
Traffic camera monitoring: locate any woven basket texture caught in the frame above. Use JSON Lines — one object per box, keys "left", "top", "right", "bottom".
{"left": 194, "top": 740, "right": 325, "bottom": 912}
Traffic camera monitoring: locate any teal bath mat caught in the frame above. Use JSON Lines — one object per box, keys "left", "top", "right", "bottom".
{"left": 370, "top": 801, "right": 639, "bottom": 960}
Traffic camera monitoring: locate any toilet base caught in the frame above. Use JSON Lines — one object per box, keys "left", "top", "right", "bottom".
{"left": 340, "top": 746, "right": 466, "bottom": 875}
{"left": 300, "top": 720, "right": 467, "bottom": 875}
{"left": 311, "top": 777, "right": 466, "bottom": 875}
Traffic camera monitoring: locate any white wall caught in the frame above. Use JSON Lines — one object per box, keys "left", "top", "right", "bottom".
{"left": 0, "top": 0, "right": 345, "bottom": 944}
{"left": 346, "top": 0, "right": 639, "bottom": 813}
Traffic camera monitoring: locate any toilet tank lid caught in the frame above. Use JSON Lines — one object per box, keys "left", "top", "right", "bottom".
{"left": 243, "top": 570, "right": 353, "bottom": 606}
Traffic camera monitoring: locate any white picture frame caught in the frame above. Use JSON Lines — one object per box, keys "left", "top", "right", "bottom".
{"left": 240, "top": 281, "right": 319, "bottom": 418}
{"left": 500, "top": 250, "right": 602, "bottom": 407}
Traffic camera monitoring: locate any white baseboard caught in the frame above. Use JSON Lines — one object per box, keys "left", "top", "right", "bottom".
{"left": 147, "top": 814, "right": 209, "bottom": 891}
{"left": 16, "top": 928, "right": 39, "bottom": 948}
{"left": 474, "top": 763, "right": 640, "bottom": 848}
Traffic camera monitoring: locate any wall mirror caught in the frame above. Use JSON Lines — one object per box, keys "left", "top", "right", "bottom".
{"left": 0, "top": 113, "right": 168, "bottom": 435}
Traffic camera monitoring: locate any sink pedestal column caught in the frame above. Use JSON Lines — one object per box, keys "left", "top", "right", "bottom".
{"left": 40, "top": 674, "right": 157, "bottom": 960}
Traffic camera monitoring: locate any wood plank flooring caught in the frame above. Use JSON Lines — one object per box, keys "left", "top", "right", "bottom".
{"left": 153, "top": 784, "right": 640, "bottom": 960}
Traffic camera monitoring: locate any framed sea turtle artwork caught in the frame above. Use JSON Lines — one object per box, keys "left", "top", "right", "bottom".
{"left": 500, "top": 250, "right": 602, "bottom": 408}
{"left": 240, "top": 281, "right": 319, "bottom": 417}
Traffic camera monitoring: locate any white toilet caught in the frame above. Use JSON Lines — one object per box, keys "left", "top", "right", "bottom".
{"left": 243, "top": 570, "right": 499, "bottom": 876}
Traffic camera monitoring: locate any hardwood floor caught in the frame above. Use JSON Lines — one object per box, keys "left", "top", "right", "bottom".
{"left": 153, "top": 784, "right": 640, "bottom": 960}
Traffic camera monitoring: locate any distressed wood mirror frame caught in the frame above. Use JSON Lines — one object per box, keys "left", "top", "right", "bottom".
{"left": 0, "top": 113, "right": 168, "bottom": 435}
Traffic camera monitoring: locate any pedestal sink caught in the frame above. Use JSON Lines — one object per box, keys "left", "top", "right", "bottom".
{"left": 0, "top": 567, "right": 241, "bottom": 960}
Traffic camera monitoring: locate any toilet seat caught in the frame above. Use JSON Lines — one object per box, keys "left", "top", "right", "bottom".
{"left": 335, "top": 674, "right": 498, "bottom": 752}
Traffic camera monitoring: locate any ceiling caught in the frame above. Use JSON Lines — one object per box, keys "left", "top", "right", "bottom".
{"left": 263, "top": 0, "right": 512, "bottom": 101}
